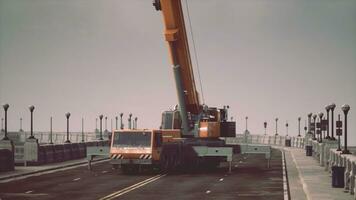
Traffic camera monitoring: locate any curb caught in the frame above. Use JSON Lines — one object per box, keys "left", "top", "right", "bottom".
{"left": 0, "top": 158, "right": 109, "bottom": 181}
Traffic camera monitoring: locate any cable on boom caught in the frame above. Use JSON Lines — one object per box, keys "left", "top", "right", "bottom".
{"left": 184, "top": 0, "right": 205, "bottom": 105}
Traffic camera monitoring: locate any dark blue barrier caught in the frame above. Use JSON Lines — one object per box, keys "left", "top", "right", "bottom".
{"left": 42, "top": 145, "right": 55, "bottom": 163}
{"left": 0, "top": 149, "right": 14, "bottom": 171}
{"left": 71, "top": 143, "right": 80, "bottom": 159}
{"left": 37, "top": 146, "right": 46, "bottom": 165}
{"left": 53, "top": 144, "right": 64, "bottom": 162}
{"left": 78, "top": 143, "right": 86, "bottom": 158}
{"left": 63, "top": 143, "right": 72, "bottom": 161}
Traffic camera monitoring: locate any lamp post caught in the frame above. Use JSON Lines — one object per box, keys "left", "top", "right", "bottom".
{"left": 65, "top": 112, "right": 71, "bottom": 143}
{"left": 318, "top": 112, "right": 324, "bottom": 143}
{"left": 81, "top": 117, "right": 84, "bottom": 143}
{"left": 275, "top": 118, "right": 278, "bottom": 136}
{"left": 264, "top": 122, "right": 267, "bottom": 135}
{"left": 120, "top": 113, "right": 124, "bottom": 129}
{"left": 2, "top": 104, "right": 9, "bottom": 140}
{"left": 312, "top": 114, "right": 317, "bottom": 140}
{"left": 128, "top": 113, "right": 132, "bottom": 129}
{"left": 286, "top": 121, "right": 289, "bottom": 136}
{"left": 19, "top": 118, "right": 23, "bottom": 132}
{"left": 29, "top": 105, "right": 35, "bottom": 139}
{"left": 307, "top": 113, "right": 312, "bottom": 133}
{"left": 298, "top": 117, "right": 301, "bottom": 137}
{"left": 325, "top": 105, "right": 331, "bottom": 139}
{"left": 304, "top": 120, "right": 307, "bottom": 135}
{"left": 245, "top": 116, "right": 248, "bottom": 130}
{"left": 105, "top": 116, "right": 108, "bottom": 131}
{"left": 99, "top": 115, "right": 103, "bottom": 140}
{"left": 50, "top": 117, "right": 53, "bottom": 144}
{"left": 115, "top": 116, "right": 118, "bottom": 130}
{"left": 134, "top": 117, "right": 138, "bottom": 129}
{"left": 341, "top": 104, "right": 351, "bottom": 154}
{"left": 330, "top": 103, "right": 336, "bottom": 140}
{"left": 95, "top": 118, "right": 98, "bottom": 132}
{"left": 336, "top": 114, "right": 342, "bottom": 151}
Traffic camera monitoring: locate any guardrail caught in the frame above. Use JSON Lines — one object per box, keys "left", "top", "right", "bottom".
{"left": 226, "top": 133, "right": 356, "bottom": 198}
{"left": 0, "top": 131, "right": 109, "bottom": 144}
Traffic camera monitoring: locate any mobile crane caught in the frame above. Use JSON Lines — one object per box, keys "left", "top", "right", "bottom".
{"left": 109, "top": 0, "right": 236, "bottom": 173}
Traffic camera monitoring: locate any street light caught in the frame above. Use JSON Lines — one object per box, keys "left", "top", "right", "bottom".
{"left": 29, "top": 105, "right": 35, "bottom": 139}
{"left": 81, "top": 117, "right": 85, "bottom": 143}
{"left": 312, "top": 114, "right": 317, "bottom": 140}
{"left": 318, "top": 112, "right": 324, "bottom": 143}
{"left": 307, "top": 113, "right": 312, "bottom": 133}
{"left": 264, "top": 122, "right": 267, "bottom": 135}
{"left": 19, "top": 118, "right": 23, "bottom": 132}
{"left": 99, "top": 115, "right": 103, "bottom": 140}
{"left": 65, "top": 112, "right": 71, "bottom": 143}
{"left": 49, "top": 117, "right": 53, "bottom": 144}
{"left": 275, "top": 118, "right": 278, "bottom": 136}
{"left": 330, "top": 103, "right": 336, "bottom": 140}
{"left": 128, "top": 113, "right": 132, "bottom": 129}
{"left": 297, "top": 117, "right": 301, "bottom": 137}
{"left": 134, "top": 117, "right": 138, "bottom": 129}
{"left": 325, "top": 105, "right": 331, "bottom": 139}
{"left": 120, "top": 113, "right": 124, "bottom": 129}
{"left": 245, "top": 116, "right": 248, "bottom": 131}
{"left": 115, "top": 116, "right": 118, "bottom": 130}
{"left": 341, "top": 104, "right": 351, "bottom": 154}
{"left": 285, "top": 121, "right": 289, "bottom": 136}
{"left": 2, "top": 104, "right": 9, "bottom": 140}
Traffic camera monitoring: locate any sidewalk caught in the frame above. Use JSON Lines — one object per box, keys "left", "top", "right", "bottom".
{"left": 284, "top": 147, "right": 353, "bottom": 200}
{"left": 0, "top": 157, "right": 108, "bottom": 183}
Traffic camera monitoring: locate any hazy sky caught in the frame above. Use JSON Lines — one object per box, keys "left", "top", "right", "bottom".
{"left": 0, "top": 0, "right": 355, "bottom": 144}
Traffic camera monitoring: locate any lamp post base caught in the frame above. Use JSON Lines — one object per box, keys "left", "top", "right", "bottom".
{"left": 65, "top": 140, "right": 71, "bottom": 143}
{"left": 341, "top": 149, "right": 351, "bottom": 154}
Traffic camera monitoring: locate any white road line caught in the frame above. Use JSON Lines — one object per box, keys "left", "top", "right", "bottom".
{"left": 25, "top": 191, "right": 33, "bottom": 194}
{"left": 282, "top": 150, "right": 289, "bottom": 200}
{"left": 99, "top": 174, "right": 166, "bottom": 200}
{"left": 73, "top": 178, "right": 81, "bottom": 181}
{"left": 206, "top": 190, "right": 211, "bottom": 194}
{"left": 219, "top": 178, "right": 224, "bottom": 182}
{"left": 102, "top": 171, "right": 108, "bottom": 174}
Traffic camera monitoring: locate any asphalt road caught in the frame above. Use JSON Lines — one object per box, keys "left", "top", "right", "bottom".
{"left": 0, "top": 149, "right": 283, "bottom": 200}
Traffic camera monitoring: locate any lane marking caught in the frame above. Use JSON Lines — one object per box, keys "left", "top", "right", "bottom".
{"left": 99, "top": 174, "right": 166, "bottom": 200}
{"left": 206, "top": 190, "right": 211, "bottom": 194}
{"left": 25, "top": 191, "right": 33, "bottom": 194}
{"left": 102, "top": 171, "right": 108, "bottom": 174}
{"left": 219, "top": 178, "right": 224, "bottom": 182}
{"left": 282, "top": 150, "right": 289, "bottom": 200}
{"left": 73, "top": 178, "right": 81, "bottom": 181}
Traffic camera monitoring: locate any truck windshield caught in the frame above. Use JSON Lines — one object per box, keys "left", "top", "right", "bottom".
{"left": 113, "top": 131, "right": 151, "bottom": 147}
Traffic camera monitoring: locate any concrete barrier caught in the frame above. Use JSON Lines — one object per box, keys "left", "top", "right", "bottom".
{"left": 78, "top": 143, "right": 86, "bottom": 158}
{"left": 0, "top": 149, "right": 14, "bottom": 172}
{"left": 53, "top": 144, "right": 64, "bottom": 162}
{"left": 42, "top": 145, "right": 55, "bottom": 163}
{"left": 71, "top": 143, "right": 80, "bottom": 159}
{"left": 63, "top": 143, "right": 72, "bottom": 161}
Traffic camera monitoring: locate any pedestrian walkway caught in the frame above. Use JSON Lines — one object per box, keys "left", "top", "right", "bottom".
{"left": 0, "top": 157, "right": 108, "bottom": 183}
{"left": 284, "top": 147, "right": 353, "bottom": 200}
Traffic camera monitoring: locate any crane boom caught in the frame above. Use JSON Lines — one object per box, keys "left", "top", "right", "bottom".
{"left": 154, "top": 0, "right": 201, "bottom": 116}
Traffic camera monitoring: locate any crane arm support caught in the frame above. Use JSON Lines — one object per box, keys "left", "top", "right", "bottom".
{"left": 155, "top": 0, "right": 201, "bottom": 115}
